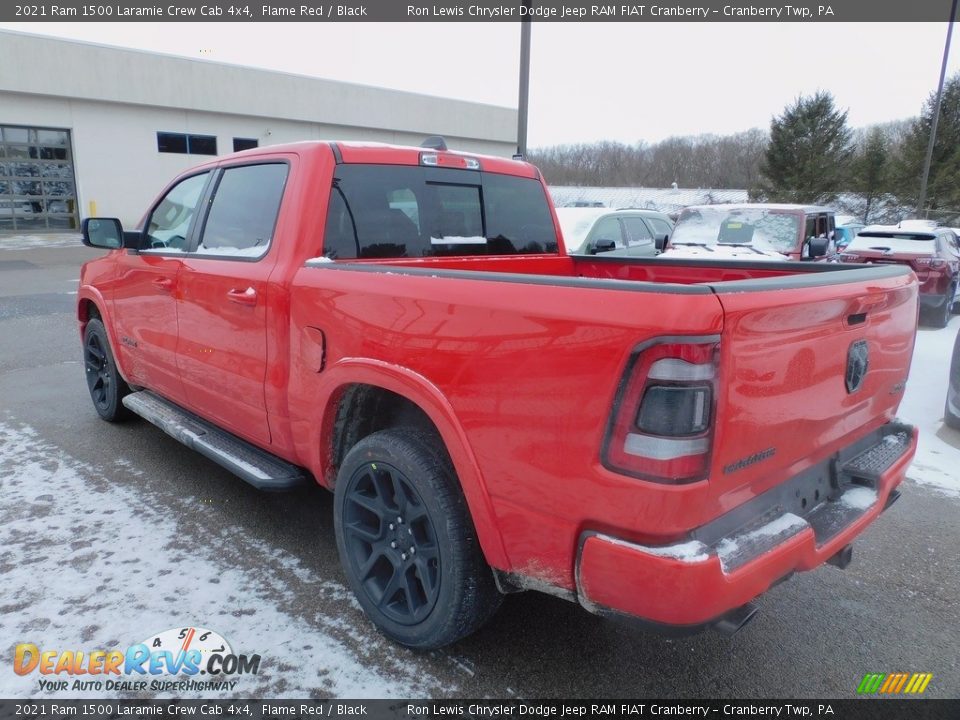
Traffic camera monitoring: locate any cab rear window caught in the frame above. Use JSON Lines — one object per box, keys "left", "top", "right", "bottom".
{"left": 857, "top": 232, "right": 934, "bottom": 241}
{"left": 323, "top": 165, "right": 558, "bottom": 259}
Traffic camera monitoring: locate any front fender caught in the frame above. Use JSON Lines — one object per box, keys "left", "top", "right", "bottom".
{"left": 76, "top": 285, "right": 133, "bottom": 385}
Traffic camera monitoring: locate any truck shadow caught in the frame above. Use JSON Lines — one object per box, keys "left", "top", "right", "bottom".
{"left": 935, "top": 423, "right": 960, "bottom": 450}
{"left": 79, "top": 414, "right": 959, "bottom": 699}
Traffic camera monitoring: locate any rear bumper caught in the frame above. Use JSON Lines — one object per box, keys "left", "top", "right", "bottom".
{"left": 918, "top": 275, "right": 952, "bottom": 305}
{"left": 919, "top": 291, "right": 948, "bottom": 308}
{"left": 575, "top": 422, "right": 917, "bottom": 629}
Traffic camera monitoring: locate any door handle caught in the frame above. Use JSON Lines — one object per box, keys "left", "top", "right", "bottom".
{"left": 227, "top": 287, "right": 258, "bottom": 306}
{"left": 152, "top": 278, "right": 174, "bottom": 291}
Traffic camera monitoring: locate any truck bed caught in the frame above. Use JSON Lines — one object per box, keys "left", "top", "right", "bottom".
{"left": 295, "top": 253, "right": 917, "bottom": 594}
{"left": 306, "top": 252, "right": 911, "bottom": 291}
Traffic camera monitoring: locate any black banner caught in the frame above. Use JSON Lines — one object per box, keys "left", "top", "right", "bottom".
{"left": 0, "top": 0, "right": 957, "bottom": 22}
{"left": 1, "top": 700, "right": 959, "bottom": 720}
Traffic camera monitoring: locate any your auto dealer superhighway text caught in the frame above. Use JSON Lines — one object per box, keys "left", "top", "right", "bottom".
{"left": 406, "top": 5, "right": 825, "bottom": 18}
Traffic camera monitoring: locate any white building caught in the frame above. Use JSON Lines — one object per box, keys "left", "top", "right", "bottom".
{"left": 0, "top": 31, "right": 518, "bottom": 231}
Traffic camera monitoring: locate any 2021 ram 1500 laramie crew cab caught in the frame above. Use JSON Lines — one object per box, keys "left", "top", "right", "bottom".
{"left": 78, "top": 141, "right": 918, "bottom": 648}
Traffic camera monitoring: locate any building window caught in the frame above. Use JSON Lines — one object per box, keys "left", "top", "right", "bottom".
{"left": 233, "top": 138, "right": 259, "bottom": 152}
{"left": 157, "top": 132, "right": 187, "bottom": 154}
{"left": 188, "top": 135, "right": 217, "bottom": 155}
{"left": 156, "top": 132, "right": 218, "bottom": 156}
{"left": 0, "top": 125, "right": 79, "bottom": 231}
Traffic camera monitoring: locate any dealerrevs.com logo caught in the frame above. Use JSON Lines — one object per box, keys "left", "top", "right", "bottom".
{"left": 14, "top": 627, "right": 261, "bottom": 693}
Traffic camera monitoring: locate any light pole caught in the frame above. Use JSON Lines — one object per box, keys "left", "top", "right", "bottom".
{"left": 918, "top": 0, "right": 958, "bottom": 216}
{"left": 516, "top": 7, "right": 531, "bottom": 159}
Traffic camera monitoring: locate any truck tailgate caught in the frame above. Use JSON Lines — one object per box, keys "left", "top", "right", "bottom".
{"left": 707, "top": 266, "right": 917, "bottom": 502}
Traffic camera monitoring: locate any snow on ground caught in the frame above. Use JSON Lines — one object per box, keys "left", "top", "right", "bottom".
{"left": 0, "top": 233, "right": 82, "bottom": 250}
{"left": 898, "top": 319, "right": 960, "bottom": 497}
{"left": 0, "top": 421, "right": 452, "bottom": 699}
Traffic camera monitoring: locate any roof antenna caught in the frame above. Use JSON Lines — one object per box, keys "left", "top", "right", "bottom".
{"left": 421, "top": 136, "right": 448, "bottom": 151}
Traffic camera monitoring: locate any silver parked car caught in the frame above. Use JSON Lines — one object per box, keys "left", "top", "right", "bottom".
{"left": 556, "top": 207, "right": 673, "bottom": 256}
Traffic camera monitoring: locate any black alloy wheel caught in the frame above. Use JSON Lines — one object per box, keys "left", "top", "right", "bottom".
{"left": 333, "top": 428, "right": 502, "bottom": 648}
{"left": 340, "top": 459, "right": 441, "bottom": 625}
{"left": 934, "top": 288, "right": 954, "bottom": 329}
{"left": 83, "top": 318, "right": 131, "bottom": 421}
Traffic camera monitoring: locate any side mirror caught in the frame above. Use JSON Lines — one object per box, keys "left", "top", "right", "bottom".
{"left": 807, "top": 236, "right": 830, "bottom": 257}
{"left": 81, "top": 218, "right": 124, "bottom": 249}
{"left": 655, "top": 233, "right": 670, "bottom": 251}
{"left": 592, "top": 238, "right": 617, "bottom": 254}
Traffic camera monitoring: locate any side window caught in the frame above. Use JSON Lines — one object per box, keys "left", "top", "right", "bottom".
{"left": 941, "top": 231, "right": 960, "bottom": 256}
{"left": 805, "top": 216, "right": 816, "bottom": 239}
{"left": 144, "top": 172, "right": 209, "bottom": 251}
{"left": 589, "top": 217, "right": 623, "bottom": 248}
{"left": 648, "top": 217, "right": 673, "bottom": 237}
{"left": 323, "top": 166, "right": 423, "bottom": 260}
{"left": 816, "top": 214, "right": 830, "bottom": 237}
{"left": 323, "top": 189, "right": 359, "bottom": 260}
{"left": 621, "top": 217, "right": 654, "bottom": 245}
{"left": 196, "top": 163, "right": 288, "bottom": 259}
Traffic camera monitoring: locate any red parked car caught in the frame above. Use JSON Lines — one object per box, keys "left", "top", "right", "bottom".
{"left": 667, "top": 204, "right": 838, "bottom": 261}
{"left": 78, "top": 141, "right": 918, "bottom": 648}
{"left": 840, "top": 224, "right": 960, "bottom": 328}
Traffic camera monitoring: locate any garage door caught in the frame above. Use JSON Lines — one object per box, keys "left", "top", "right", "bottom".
{"left": 0, "top": 125, "right": 79, "bottom": 232}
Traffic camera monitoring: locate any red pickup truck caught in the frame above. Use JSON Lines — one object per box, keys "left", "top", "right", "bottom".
{"left": 79, "top": 141, "right": 919, "bottom": 649}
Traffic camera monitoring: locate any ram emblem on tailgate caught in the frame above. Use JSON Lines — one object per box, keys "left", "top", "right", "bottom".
{"left": 846, "top": 340, "right": 870, "bottom": 394}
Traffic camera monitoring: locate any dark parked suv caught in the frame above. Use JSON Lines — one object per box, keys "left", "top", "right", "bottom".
{"left": 840, "top": 224, "right": 960, "bottom": 328}
{"left": 947, "top": 326, "right": 960, "bottom": 430}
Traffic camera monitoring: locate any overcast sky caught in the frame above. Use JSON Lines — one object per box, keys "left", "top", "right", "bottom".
{"left": 3, "top": 22, "right": 960, "bottom": 147}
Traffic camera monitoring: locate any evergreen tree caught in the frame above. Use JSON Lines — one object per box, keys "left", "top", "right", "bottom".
{"left": 850, "top": 127, "right": 890, "bottom": 222}
{"left": 759, "top": 91, "right": 853, "bottom": 204}
{"left": 894, "top": 73, "right": 960, "bottom": 213}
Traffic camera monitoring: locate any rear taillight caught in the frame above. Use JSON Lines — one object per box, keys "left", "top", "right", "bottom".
{"left": 912, "top": 257, "right": 945, "bottom": 270}
{"left": 603, "top": 338, "right": 719, "bottom": 484}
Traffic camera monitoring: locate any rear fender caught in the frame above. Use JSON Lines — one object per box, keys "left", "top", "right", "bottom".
{"left": 304, "top": 358, "right": 510, "bottom": 570}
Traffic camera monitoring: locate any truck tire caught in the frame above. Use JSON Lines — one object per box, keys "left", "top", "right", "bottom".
{"left": 929, "top": 288, "right": 954, "bottom": 329}
{"left": 946, "top": 398, "right": 960, "bottom": 430}
{"left": 83, "top": 318, "right": 131, "bottom": 421}
{"left": 334, "top": 428, "right": 502, "bottom": 648}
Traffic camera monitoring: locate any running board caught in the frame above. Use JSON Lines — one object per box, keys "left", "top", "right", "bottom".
{"left": 122, "top": 391, "right": 308, "bottom": 491}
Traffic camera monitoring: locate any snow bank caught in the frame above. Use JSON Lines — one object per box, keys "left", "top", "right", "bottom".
{"left": 0, "top": 422, "right": 451, "bottom": 699}
{"left": 898, "top": 320, "right": 960, "bottom": 497}
{"left": 0, "top": 233, "right": 81, "bottom": 250}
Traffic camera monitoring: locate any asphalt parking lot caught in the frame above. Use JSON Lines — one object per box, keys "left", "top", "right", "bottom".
{"left": 1, "top": 243, "right": 958, "bottom": 699}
